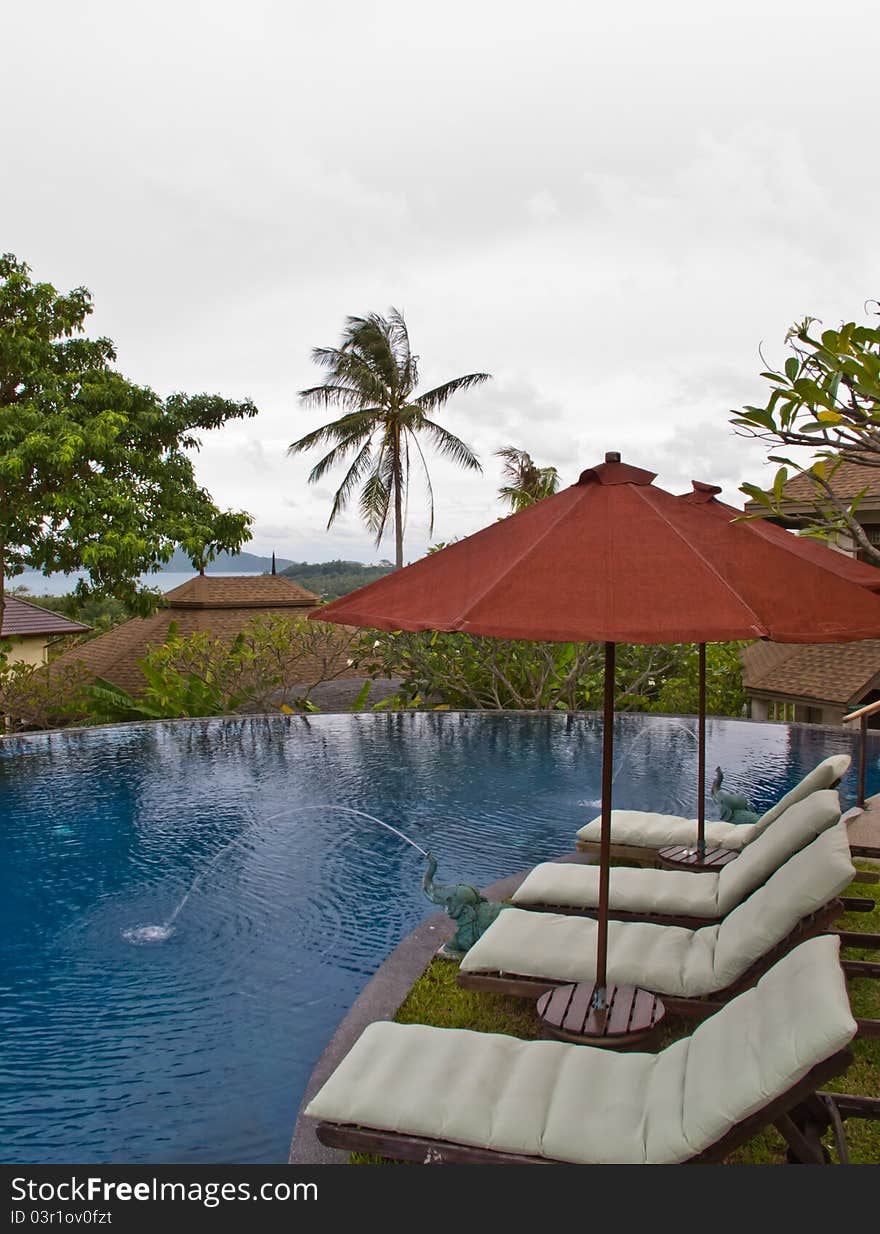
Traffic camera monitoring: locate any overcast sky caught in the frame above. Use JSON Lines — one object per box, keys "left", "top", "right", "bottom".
{"left": 4, "top": 1, "right": 879, "bottom": 563}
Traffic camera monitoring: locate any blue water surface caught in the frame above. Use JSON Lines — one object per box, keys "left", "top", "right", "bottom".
{"left": 0, "top": 712, "right": 873, "bottom": 1164}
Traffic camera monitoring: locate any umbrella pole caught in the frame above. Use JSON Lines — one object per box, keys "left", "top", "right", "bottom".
{"left": 595, "top": 640, "right": 615, "bottom": 1008}
{"left": 697, "top": 643, "right": 706, "bottom": 857}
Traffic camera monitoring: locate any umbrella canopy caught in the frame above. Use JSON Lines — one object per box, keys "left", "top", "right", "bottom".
{"left": 680, "top": 480, "right": 880, "bottom": 592}
{"left": 316, "top": 457, "right": 880, "bottom": 642}
{"left": 313, "top": 454, "right": 880, "bottom": 1021}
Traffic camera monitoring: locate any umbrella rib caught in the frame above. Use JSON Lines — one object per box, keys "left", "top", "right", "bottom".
{"left": 635, "top": 486, "right": 769, "bottom": 638}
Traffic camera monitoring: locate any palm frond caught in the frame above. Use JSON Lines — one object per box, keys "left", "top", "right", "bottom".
{"left": 307, "top": 430, "right": 374, "bottom": 485}
{"left": 408, "top": 428, "right": 436, "bottom": 537}
{"left": 327, "top": 441, "right": 375, "bottom": 526}
{"left": 359, "top": 466, "right": 392, "bottom": 541}
{"left": 388, "top": 307, "right": 417, "bottom": 395}
{"left": 288, "top": 411, "right": 378, "bottom": 456}
{"left": 297, "top": 382, "right": 382, "bottom": 412}
{"left": 414, "top": 371, "right": 491, "bottom": 411}
{"left": 420, "top": 419, "right": 482, "bottom": 471}
{"left": 346, "top": 315, "right": 400, "bottom": 397}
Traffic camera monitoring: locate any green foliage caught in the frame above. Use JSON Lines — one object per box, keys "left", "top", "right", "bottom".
{"left": 86, "top": 614, "right": 363, "bottom": 723}
{"left": 360, "top": 630, "right": 747, "bottom": 715}
{"left": 496, "top": 446, "right": 560, "bottom": 512}
{"left": 0, "top": 252, "right": 257, "bottom": 621}
{"left": 0, "top": 659, "right": 94, "bottom": 731}
{"left": 733, "top": 305, "right": 880, "bottom": 560}
{"left": 647, "top": 642, "right": 748, "bottom": 717}
{"left": 288, "top": 308, "right": 488, "bottom": 567}
{"left": 280, "top": 558, "right": 394, "bottom": 599}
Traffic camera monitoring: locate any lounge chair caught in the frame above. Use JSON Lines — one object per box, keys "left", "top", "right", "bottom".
{"left": 575, "top": 753, "right": 851, "bottom": 865}
{"left": 458, "top": 822, "right": 860, "bottom": 1015}
{"left": 513, "top": 789, "right": 841, "bottom": 926}
{"left": 307, "top": 935, "right": 870, "bottom": 1164}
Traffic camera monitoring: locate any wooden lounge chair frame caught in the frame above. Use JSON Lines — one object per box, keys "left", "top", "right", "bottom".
{"left": 316, "top": 1048, "right": 880, "bottom": 1164}
{"left": 456, "top": 899, "right": 880, "bottom": 1035}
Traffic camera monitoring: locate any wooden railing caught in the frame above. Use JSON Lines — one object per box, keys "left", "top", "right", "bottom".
{"left": 843, "top": 699, "right": 880, "bottom": 807}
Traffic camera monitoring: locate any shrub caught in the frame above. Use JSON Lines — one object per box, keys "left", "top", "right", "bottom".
{"left": 359, "top": 630, "right": 740, "bottom": 713}
{"left": 0, "top": 660, "right": 95, "bottom": 732}
{"left": 87, "top": 614, "right": 363, "bottom": 721}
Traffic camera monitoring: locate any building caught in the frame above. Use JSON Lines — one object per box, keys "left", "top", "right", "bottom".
{"left": 50, "top": 574, "right": 322, "bottom": 695}
{"left": 741, "top": 639, "right": 880, "bottom": 727}
{"left": 742, "top": 458, "right": 880, "bottom": 724}
{"left": 744, "top": 457, "right": 880, "bottom": 561}
{"left": 0, "top": 596, "right": 91, "bottom": 666}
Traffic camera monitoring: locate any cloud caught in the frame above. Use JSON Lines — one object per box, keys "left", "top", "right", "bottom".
{"left": 3, "top": 2, "right": 878, "bottom": 562}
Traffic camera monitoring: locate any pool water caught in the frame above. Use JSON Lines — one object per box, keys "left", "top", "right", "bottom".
{"left": 0, "top": 712, "right": 872, "bottom": 1164}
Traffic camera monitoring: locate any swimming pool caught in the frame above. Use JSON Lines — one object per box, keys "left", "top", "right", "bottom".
{"left": 0, "top": 712, "right": 871, "bottom": 1164}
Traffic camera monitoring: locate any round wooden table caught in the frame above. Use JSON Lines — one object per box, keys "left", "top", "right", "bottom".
{"left": 657, "top": 844, "right": 739, "bottom": 872}
{"left": 537, "top": 981, "right": 666, "bottom": 1048}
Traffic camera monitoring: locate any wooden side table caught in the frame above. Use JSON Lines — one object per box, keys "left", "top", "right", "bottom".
{"left": 657, "top": 844, "right": 738, "bottom": 872}
{"left": 537, "top": 981, "right": 665, "bottom": 1047}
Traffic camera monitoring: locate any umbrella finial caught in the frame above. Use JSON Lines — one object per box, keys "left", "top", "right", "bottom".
{"left": 605, "top": 451, "right": 621, "bottom": 463}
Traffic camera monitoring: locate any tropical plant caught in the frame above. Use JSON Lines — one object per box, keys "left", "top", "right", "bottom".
{"left": 496, "top": 446, "right": 560, "bottom": 512}
{"left": 0, "top": 659, "right": 94, "bottom": 732}
{"left": 734, "top": 305, "right": 880, "bottom": 562}
{"left": 288, "top": 309, "right": 489, "bottom": 568}
{"left": 647, "top": 642, "right": 748, "bottom": 717}
{"left": 358, "top": 630, "right": 737, "bottom": 714}
{"left": 86, "top": 614, "right": 364, "bottom": 721}
{"left": 0, "top": 252, "right": 257, "bottom": 632}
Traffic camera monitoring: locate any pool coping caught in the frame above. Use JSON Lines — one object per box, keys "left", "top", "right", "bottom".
{"left": 287, "top": 852, "right": 593, "bottom": 1165}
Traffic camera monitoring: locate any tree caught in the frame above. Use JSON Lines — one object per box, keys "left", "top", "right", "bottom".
{"left": 288, "top": 308, "right": 488, "bottom": 568}
{"left": 496, "top": 446, "right": 560, "bottom": 512}
{"left": 733, "top": 304, "right": 880, "bottom": 562}
{"left": 0, "top": 253, "right": 258, "bottom": 629}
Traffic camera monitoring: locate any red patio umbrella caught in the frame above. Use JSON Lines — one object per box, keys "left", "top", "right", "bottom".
{"left": 313, "top": 453, "right": 880, "bottom": 1030}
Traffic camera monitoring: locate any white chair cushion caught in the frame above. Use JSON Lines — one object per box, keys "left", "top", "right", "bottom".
{"left": 576, "top": 811, "right": 754, "bottom": 851}
{"left": 512, "top": 861, "right": 721, "bottom": 918}
{"left": 752, "top": 754, "right": 850, "bottom": 835}
{"left": 305, "top": 936, "right": 855, "bottom": 1164}
{"left": 460, "top": 906, "right": 716, "bottom": 996}
{"left": 517, "top": 789, "right": 840, "bottom": 920}
{"left": 575, "top": 753, "right": 850, "bottom": 851}
{"left": 714, "top": 789, "right": 840, "bottom": 916}
{"left": 463, "top": 823, "right": 855, "bottom": 997}
{"left": 680, "top": 935, "right": 856, "bottom": 1154}
{"left": 711, "top": 822, "right": 854, "bottom": 989}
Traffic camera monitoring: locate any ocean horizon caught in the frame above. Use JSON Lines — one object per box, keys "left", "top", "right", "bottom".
{"left": 6, "top": 571, "right": 264, "bottom": 598}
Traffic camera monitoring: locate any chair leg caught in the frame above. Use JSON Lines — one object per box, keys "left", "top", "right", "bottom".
{"left": 775, "top": 1102, "right": 831, "bottom": 1164}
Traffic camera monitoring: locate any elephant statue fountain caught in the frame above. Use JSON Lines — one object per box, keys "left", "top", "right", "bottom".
{"left": 422, "top": 853, "right": 507, "bottom": 959}
{"left": 711, "top": 767, "right": 759, "bottom": 826}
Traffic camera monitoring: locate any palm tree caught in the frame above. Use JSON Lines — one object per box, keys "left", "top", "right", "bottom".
{"left": 289, "top": 309, "right": 489, "bottom": 568}
{"left": 496, "top": 447, "right": 560, "bottom": 512}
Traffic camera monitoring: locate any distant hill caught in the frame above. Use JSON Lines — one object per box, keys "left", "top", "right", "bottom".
{"left": 158, "top": 550, "right": 295, "bottom": 573}
{"left": 280, "top": 559, "right": 394, "bottom": 600}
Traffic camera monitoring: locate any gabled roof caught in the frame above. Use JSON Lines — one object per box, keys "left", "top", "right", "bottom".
{"left": 1, "top": 596, "right": 91, "bottom": 639}
{"left": 50, "top": 573, "right": 322, "bottom": 695}
{"left": 741, "top": 639, "right": 880, "bottom": 707}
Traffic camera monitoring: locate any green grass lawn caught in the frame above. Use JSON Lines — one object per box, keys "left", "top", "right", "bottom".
{"left": 353, "top": 863, "right": 879, "bottom": 1166}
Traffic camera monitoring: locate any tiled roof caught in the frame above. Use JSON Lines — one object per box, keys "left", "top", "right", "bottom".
{"left": 744, "top": 457, "right": 880, "bottom": 510}
{"left": 50, "top": 573, "right": 324, "bottom": 695}
{"left": 161, "top": 574, "right": 319, "bottom": 608}
{"left": 1, "top": 596, "right": 91, "bottom": 639}
{"left": 741, "top": 639, "right": 880, "bottom": 707}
